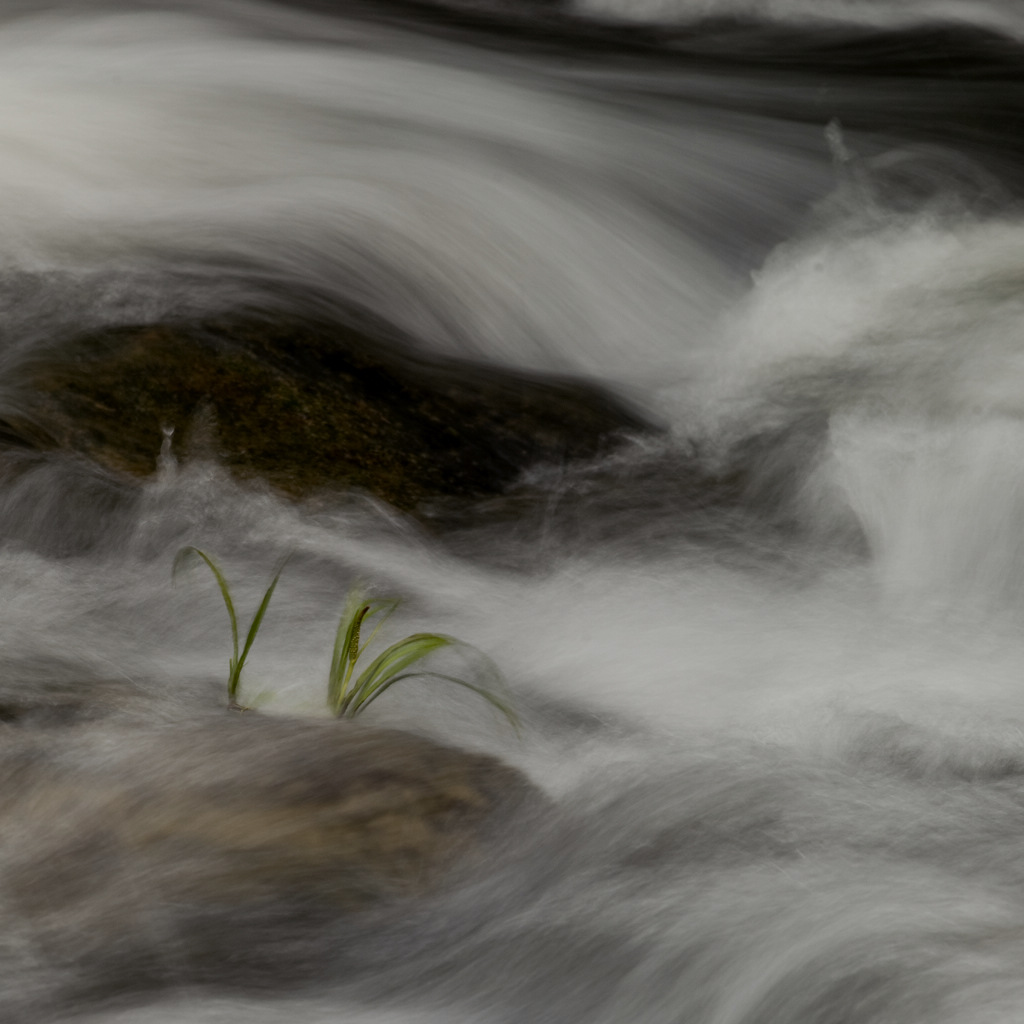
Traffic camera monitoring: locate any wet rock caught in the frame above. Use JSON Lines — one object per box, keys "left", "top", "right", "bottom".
{"left": 0, "top": 713, "right": 542, "bottom": 1009}
{"left": 21, "top": 310, "right": 651, "bottom": 514}
{"left": 1, "top": 714, "right": 537, "bottom": 914}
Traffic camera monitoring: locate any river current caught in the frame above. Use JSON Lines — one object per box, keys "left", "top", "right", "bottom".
{"left": 3, "top": 1, "right": 1024, "bottom": 1022}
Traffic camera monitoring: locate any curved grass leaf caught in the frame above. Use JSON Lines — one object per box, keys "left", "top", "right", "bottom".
{"left": 174, "top": 545, "right": 239, "bottom": 666}
{"left": 327, "top": 586, "right": 398, "bottom": 714}
{"left": 349, "top": 670, "right": 520, "bottom": 733}
{"left": 173, "top": 546, "right": 286, "bottom": 705}
{"left": 235, "top": 561, "right": 286, "bottom": 700}
{"left": 348, "top": 633, "right": 456, "bottom": 705}
{"left": 333, "top": 626, "right": 518, "bottom": 733}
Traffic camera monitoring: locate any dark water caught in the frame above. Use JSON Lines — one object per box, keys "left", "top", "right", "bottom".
{"left": 2, "top": 1, "right": 1024, "bottom": 1021}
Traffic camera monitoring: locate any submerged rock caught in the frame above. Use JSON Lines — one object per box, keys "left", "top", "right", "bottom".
{"left": 2, "top": 714, "right": 536, "bottom": 914}
{"left": 0, "top": 712, "right": 542, "bottom": 1009}
{"left": 20, "top": 310, "right": 650, "bottom": 514}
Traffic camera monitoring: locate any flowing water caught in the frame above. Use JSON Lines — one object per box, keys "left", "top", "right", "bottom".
{"left": 3, "top": 1, "right": 1024, "bottom": 1021}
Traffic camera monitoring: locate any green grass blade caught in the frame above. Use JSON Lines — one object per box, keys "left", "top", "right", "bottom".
{"left": 347, "top": 633, "right": 455, "bottom": 710}
{"left": 328, "top": 589, "right": 399, "bottom": 714}
{"left": 358, "top": 598, "right": 399, "bottom": 655}
{"left": 174, "top": 547, "right": 289, "bottom": 705}
{"left": 329, "top": 586, "right": 364, "bottom": 704}
{"left": 331, "top": 602, "right": 369, "bottom": 710}
{"left": 324, "top": 586, "right": 517, "bottom": 733}
{"left": 228, "top": 656, "right": 240, "bottom": 703}
{"left": 235, "top": 559, "right": 286, "bottom": 684}
{"left": 174, "top": 546, "right": 239, "bottom": 664}
{"left": 350, "top": 670, "right": 520, "bottom": 732}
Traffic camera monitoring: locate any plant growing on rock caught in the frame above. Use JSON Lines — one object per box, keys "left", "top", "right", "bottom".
{"left": 328, "top": 584, "right": 519, "bottom": 731}
{"left": 171, "top": 549, "right": 518, "bottom": 730}
{"left": 173, "top": 546, "right": 285, "bottom": 709}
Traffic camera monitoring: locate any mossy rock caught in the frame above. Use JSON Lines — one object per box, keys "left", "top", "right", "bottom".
{"left": 19, "top": 311, "right": 650, "bottom": 513}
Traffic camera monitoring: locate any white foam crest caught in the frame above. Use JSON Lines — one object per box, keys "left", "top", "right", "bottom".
{"left": 694, "top": 206, "right": 1024, "bottom": 611}
{"left": 708, "top": 214, "right": 1024, "bottom": 422}
{"left": 812, "top": 415, "right": 1024, "bottom": 614}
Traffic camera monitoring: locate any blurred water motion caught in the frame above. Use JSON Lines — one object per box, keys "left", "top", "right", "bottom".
{"left": 0, "top": 2, "right": 1022, "bottom": 1022}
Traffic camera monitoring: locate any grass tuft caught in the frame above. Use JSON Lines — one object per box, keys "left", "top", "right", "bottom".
{"left": 327, "top": 583, "right": 519, "bottom": 731}
{"left": 171, "top": 549, "right": 517, "bottom": 731}
{"left": 173, "top": 546, "right": 286, "bottom": 708}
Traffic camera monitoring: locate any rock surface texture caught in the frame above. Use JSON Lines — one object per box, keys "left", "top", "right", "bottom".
{"left": 18, "top": 311, "right": 649, "bottom": 513}
{"left": 0, "top": 712, "right": 542, "bottom": 1008}
{"left": 2, "top": 714, "right": 536, "bottom": 912}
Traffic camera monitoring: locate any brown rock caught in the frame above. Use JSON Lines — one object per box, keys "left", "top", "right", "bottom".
{"left": 1, "top": 714, "right": 537, "bottom": 918}
{"left": 17, "top": 309, "right": 650, "bottom": 514}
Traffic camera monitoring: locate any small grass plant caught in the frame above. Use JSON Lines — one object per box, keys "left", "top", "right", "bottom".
{"left": 172, "top": 548, "right": 517, "bottom": 731}
{"left": 173, "top": 546, "right": 285, "bottom": 709}
{"left": 328, "top": 583, "right": 518, "bottom": 730}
